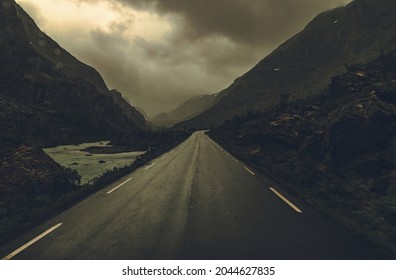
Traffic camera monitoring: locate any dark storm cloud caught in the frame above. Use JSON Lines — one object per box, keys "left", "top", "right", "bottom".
{"left": 126, "top": 0, "right": 352, "bottom": 115}
{"left": 24, "top": 0, "right": 352, "bottom": 115}
{"left": 114, "top": 0, "right": 351, "bottom": 45}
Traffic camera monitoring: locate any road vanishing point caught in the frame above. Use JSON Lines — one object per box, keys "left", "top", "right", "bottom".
{"left": 0, "top": 131, "right": 382, "bottom": 259}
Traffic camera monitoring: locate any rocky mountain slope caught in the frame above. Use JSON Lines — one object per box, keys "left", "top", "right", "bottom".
{"left": 0, "top": 0, "right": 146, "bottom": 152}
{"left": 181, "top": 0, "right": 396, "bottom": 128}
{"left": 209, "top": 50, "right": 396, "bottom": 257}
{"left": 109, "top": 90, "right": 146, "bottom": 127}
{"left": 12, "top": 0, "right": 146, "bottom": 129}
{"left": 11, "top": 1, "right": 109, "bottom": 94}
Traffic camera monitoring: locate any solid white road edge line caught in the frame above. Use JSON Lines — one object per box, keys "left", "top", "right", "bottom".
{"left": 145, "top": 162, "right": 156, "bottom": 170}
{"left": 2, "top": 223, "right": 63, "bottom": 260}
{"left": 270, "top": 187, "right": 303, "bottom": 213}
{"left": 106, "top": 178, "right": 132, "bottom": 194}
{"left": 244, "top": 166, "right": 256, "bottom": 176}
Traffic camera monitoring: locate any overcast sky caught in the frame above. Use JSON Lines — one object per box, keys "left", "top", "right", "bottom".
{"left": 16, "top": 0, "right": 352, "bottom": 116}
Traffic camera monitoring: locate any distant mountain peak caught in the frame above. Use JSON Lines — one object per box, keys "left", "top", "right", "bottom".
{"left": 152, "top": 94, "right": 222, "bottom": 128}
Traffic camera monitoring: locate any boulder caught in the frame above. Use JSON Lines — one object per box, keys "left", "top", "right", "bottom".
{"left": 323, "top": 98, "right": 396, "bottom": 165}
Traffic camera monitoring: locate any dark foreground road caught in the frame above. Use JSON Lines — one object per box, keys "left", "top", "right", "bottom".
{"left": 0, "top": 131, "right": 383, "bottom": 259}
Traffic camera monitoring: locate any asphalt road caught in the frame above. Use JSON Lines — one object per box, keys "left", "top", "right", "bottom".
{"left": 0, "top": 131, "right": 382, "bottom": 259}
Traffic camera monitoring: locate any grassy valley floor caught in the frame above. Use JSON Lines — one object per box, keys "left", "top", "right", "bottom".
{"left": 44, "top": 142, "right": 145, "bottom": 185}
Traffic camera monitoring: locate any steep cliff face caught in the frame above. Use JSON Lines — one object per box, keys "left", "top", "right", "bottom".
{"left": 0, "top": 0, "right": 145, "bottom": 150}
{"left": 10, "top": 1, "right": 147, "bottom": 129}
{"left": 109, "top": 90, "right": 146, "bottom": 128}
{"left": 11, "top": 1, "right": 109, "bottom": 94}
{"left": 181, "top": 0, "right": 396, "bottom": 128}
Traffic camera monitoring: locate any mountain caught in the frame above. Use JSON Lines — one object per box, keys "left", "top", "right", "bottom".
{"left": 108, "top": 89, "right": 146, "bottom": 127}
{"left": 0, "top": 0, "right": 146, "bottom": 151}
{"left": 209, "top": 49, "right": 396, "bottom": 257}
{"left": 11, "top": 1, "right": 146, "bottom": 129}
{"left": 135, "top": 106, "right": 149, "bottom": 121}
{"left": 152, "top": 93, "right": 220, "bottom": 127}
{"left": 179, "top": 0, "right": 396, "bottom": 128}
{"left": 12, "top": 1, "right": 109, "bottom": 94}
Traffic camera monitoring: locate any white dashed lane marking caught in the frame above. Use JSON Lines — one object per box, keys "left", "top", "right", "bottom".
{"left": 2, "top": 223, "right": 63, "bottom": 260}
{"left": 244, "top": 167, "right": 256, "bottom": 176}
{"left": 107, "top": 178, "right": 132, "bottom": 194}
{"left": 270, "top": 187, "right": 303, "bottom": 213}
{"left": 145, "top": 163, "right": 156, "bottom": 170}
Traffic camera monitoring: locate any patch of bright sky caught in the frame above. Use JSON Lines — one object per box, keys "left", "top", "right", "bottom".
{"left": 17, "top": 0, "right": 172, "bottom": 42}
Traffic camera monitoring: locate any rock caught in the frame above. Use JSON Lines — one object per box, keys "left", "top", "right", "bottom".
{"left": 352, "top": 157, "right": 384, "bottom": 177}
{"left": 300, "top": 131, "right": 325, "bottom": 159}
{"left": 371, "top": 174, "right": 396, "bottom": 196}
{"left": 375, "top": 86, "right": 396, "bottom": 104}
{"left": 323, "top": 99, "right": 396, "bottom": 165}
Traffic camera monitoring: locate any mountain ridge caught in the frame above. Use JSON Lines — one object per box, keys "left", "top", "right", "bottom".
{"left": 152, "top": 94, "right": 220, "bottom": 127}
{"left": 10, "top": 0, "right": 146, "bottom": 129}
{"left": 178, "top": 0, "right": 396, "bottom": 128}
{"left": 0, "top": 0, "right": 146, "bottom": 151}
{"left": 12, "top": 1, "right": 109, "bottom": 94}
